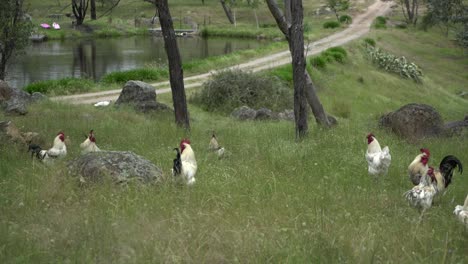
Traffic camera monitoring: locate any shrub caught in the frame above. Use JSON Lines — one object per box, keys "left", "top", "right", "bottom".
{"left": 321, "top": 47, "right": 347, "bottom": 63}
{"left": 327, "top": 46, "right": 347, "bottom": 57}
{"left": 339, "top": 15, "right": 352, "bottom": 24}
{"left": 310, "top": 56, "right": 327, "bottom": 69}
{"left": 323, "top": 21, "right": 341, "bottom": 29}
{"left": 190, "top": 69, "right": 292, "bottom": 113}
{"left": 363, "top": 38, "right": 376, "bottom": 47}
{"left": 100, "top": 68, "right": 168, "bottom": 84}
{"left": 24, "top": 78, "right": 94, "bottom": 95}
{"left": 374, "top": 16, "right": 387, "bottom": 29}
{"left": 365, "top": 46, "right": 423, "bottom": 82}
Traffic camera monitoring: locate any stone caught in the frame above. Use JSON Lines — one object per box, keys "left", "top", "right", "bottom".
{"left": 135, "top": 101, "right": 173, "bottom": 113}
{"left": 255, "top": 108, "right": 276, "bottom": 120}
{"left": 379, "top": 103, "right": 444, "bottom": 140}
{"left": 0, "top": 121, "right": 26, "bottom": 144}
{"left": 68, "top": 151, "right": 164, "bottom": 185}
{"left": 444, "top": 115, "right": 468, "bottom": 137}
{"left": 0, "top": 80, "right": 34, "bottom": 115}
{"left": 31, "top": 92, "right": 48, "bottom": 102}
{"left": 231, "top": 106, "right": 257, "bottom": 120}
{"left": 278, "top": 109, "right": 295, "bottom": 121}
{"left": 115, "top": 80, "right": 157, "bottom": 105}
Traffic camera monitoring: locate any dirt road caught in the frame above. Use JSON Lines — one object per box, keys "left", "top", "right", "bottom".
{"left": 51, "top": 0, "right": 393, "bottom": 105}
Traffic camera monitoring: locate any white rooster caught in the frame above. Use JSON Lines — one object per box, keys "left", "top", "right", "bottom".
{"left": 453, "top": 194, "right": 468, "bottom": 227}
{"left": 172, "top": 138, "right": 197, "bottom": 185}
{"left": 209, "top": 132, "right": 225, "bottom": 158}
{"left": 365, "top": 133, "right": 391, "bottom": 176}
{"left": 80, "top": 129, "right": 101, "bottom": 154}
{"left": 404, "top": 167, "right": 438, "bottom": 216}
{"left": 39, "top": 132, "right": 67, "bottom": 162}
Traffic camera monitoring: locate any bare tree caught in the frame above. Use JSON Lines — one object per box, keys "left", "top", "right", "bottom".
{"left": 266, "top": 0, "right": 336, "bottom": 133}
{"left": 72, "top": 0, "right": 89, "bottom": 26}
{"left": 153, "top": 0, "right": 190, "bottom": 128}
{"left": 400, "top": 0, "right": 419, "bottom": 25}
{"left": 220, "top": 0, "right": 235, "bottom": 25}
{"left": 90, "top": 0, "right": 96, "bottom": 20}
{"left": 0, "top": 0, "right": 32, "bottom": 80}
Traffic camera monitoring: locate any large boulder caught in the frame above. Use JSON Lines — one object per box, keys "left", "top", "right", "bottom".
{"left": 0, "top": 80, "right": 47, "bottom": 115}
{"left": 255, "top": 108, "right": 277, "bottom": 120}
{"left": 231, "top": 106, "right": 257, "bottom": 120}
{"left": 68, "top": 151, "right": 164, "bottom": 184}
{"left": 115, "top": 80, "right": 172, "bottom": 113}
{"left": 0, "top": 120, "right": 26, "bottom": 144}
{"left": 379, "top": 103, "right": 444, "bottom": 140}
{"left": 444, "top": 115, "right": 468, "bottom": 137}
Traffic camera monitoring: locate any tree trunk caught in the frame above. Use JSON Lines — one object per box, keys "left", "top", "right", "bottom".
{"left": 72, "top": 0, "right": 89, "bottom": 26}
{"left": 220, "top": 0, "right": 235, "bottom": 24}
{"left": 266, "top": 0, "right": 335, "bottom": 128}
{"left": 0, "top": 57, "right": 6, "bottom": 80}
{"left": 155, "top": 0, "right": 190, "bottom": 129}
{"left": 289, "top": 0, "right": 309, "bottom": 138}
{"left": 253, "top": 9, "right": 259, "bottom": 29}
{"left": 90, "top": 0, "right": 96, "bottom": 20}
{"left": 284, "top": 0, "right": 292, "bottom": 24}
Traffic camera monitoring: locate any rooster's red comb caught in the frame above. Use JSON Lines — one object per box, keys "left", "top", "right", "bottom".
{"left": 180, "top": 138, "right": 191, "bottom": 151}
{"left": 366, "top": 133, "right": 374, "bottom": 139}
{"left": 420, "top": 148, "right": 430, "bottom": 157}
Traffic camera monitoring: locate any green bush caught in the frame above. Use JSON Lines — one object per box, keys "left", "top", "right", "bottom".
{"left": 339, "top": 15, "right": 352, "bottom": 24}
{"left": 100, "top": 68, "right": 168, "bottom": 84}
{"left": 363, "top": 38, "right": 376, "bottom": 47}
{"left": 365, "top": 46, "right": 423, "bottom": 82}
{"left": 310, "top": 56, "right": 327, "bottom": 69}
{"left": 190, "top": 69, "right": 292, "bottom": 113}
{"left": 327, "top": 46, "right": 347, "bottom": 57}
{"left": 323, "top": 21, "right": 341, "bottom": 29}
{"left": 321, "top": 46, "right": 347, "bottom": 63}
{"left": 374, "top": 16, "right": 387, "bottom": 29}
{"left": 24, "top": 78, "right": 94, "bottom": 95}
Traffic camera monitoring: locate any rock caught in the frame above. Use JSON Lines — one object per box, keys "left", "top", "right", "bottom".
{"left": 0, "top": 80, "right": 36, "bottom": 115}
{"left": 278, "top": 109, "right": 295, "bottom": 121}
{"left": 444, "top": 115, "right": 468, "bottom": 137}
{"left": 0, "top": 121, "right": 26, "bottom": 144}
{"left": 68, "top": 151, "right": 163, "bottom": 185}
{"left": 116, "top": 80, "right": 157, "bottom": 105}
{"left": 115, "top": 80, "right": 171, "bottom": 113}
{"left": 31, "top": 92, "right": 48, "bottom": 102}
{"left": 231, "top": 106, "right": 257, "bottom": 120}
{"left": 255, "top": 108, "right": 276, "bottom": 120}
{"left": 379, "top": 103, "right": 444, "bottom": 140}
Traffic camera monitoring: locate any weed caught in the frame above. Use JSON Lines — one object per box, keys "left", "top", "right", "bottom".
{"left": 323, "top": 21, "right": 341, "bottom": 29}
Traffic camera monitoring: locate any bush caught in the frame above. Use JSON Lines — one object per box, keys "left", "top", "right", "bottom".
{"left": 323, "top": 21, "right": 341, "bottom": 29}
{"left": 374, "top": 16, "right": 387, "bottom": 29}
{"left": 339, "top": 15, "right": 353, "bottom": 24}
{"left": 24, "top": 78, "right": 94, "bottom": 95}
{"left": 100, "top": 68, "right": 168, "bottom": 84}
{"left": 327, "top": 46, "right": 347, "bottom": 57}
{"left": 363, "top": 38, "right": 376, "bottom": 47}
{"left": 310, "top": 56, "right": 327, "bottom": 69}
{"left": 190, "top": 69, "right": 292, "bottom": 113}
{"left": 321, "top": 46, "right": 347, "bottom": 63}
{"left": 365, "top": 46, "right": 423, "bottom": 82}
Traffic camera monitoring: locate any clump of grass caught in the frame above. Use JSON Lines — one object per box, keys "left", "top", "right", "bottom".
{"left": 323, "top": 21, "right": 341, "bottom": 29}
{"left": 310, "top": 55, "right": 327, "bottom": 69}
{"left": 332, "top": 100, "right": 351, "bottom": 118}
{"left": 339, "top": 15, "right": 352, "bottom": 24}
{"left": 100, "top": 68, "right": 168, "bottom": 84}
{"left": 190, "top": 69, "right": 292, "bottom": 113}
{"left": 312, "top": 46, "right": 348, "bottom": 68}
{"left": 374, "top": 16, "right": 387, "bottom": 29}
{"left": 24, "top": 78, "right": 95, "bottom": 95}
{"left": 363, "top": 37, "right": 376, "bottom": 47}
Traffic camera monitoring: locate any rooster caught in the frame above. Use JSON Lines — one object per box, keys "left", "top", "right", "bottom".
{"left": 172, "top": 139, "right": 197, "bottom": 185}
{"left": 209, "top": 132, "right": 225, "bottom": 158}
{"left": 408, "top": 148, "right": 430, "bottom": 185}
{"left": 453, "top": 194, "right": 468, "bottom": 227}
{"left": 404, "top": 167, "right": 438, "bottom": 215}
{"left": 429, "top": 155, "right": 463, "bottom": 194}
{"left": 80, "top": 129, "right": 101, "bottom": 154}
{"left": 365, "top": 133, "right": 391, "bottom": 176}
{"left": 40, "top": 132, "right": 67, "bottom": 162}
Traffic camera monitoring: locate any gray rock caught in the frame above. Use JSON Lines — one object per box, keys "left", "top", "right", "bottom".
{"left": 116, "top": 80, "right": 157, "bottom": 105}
{"left": 444, "top": 115, "right": 468, "bottom": 137}
{"left": 68, "top": 151, "right": 163, "bottom": 185}
{"left": 0, "top": 80, "right": 33, "bottom": 115}
{"left": 231, "top": 106, "right": 257, "bottom": 120}
{"left": 31, "top": 92, "right": 48, "bottom": 102}
{"left": 379, "top": 103, "right": 444, "bottom": 140}
{"left": 278, "top": 109, "right": 295, "bottom": 121}
{"left": 135, "top": 101, "right": 173, "bottom": 113}
{"left": 255, "top": 108, "right": 276, "bottom": 120}
{"left": 0, "top": 120, "right": 26, "bottom": 144}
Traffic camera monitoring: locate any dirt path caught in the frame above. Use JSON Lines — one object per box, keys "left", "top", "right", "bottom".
{"left": 52, "top": 0, "right": 393, "bottom": 105}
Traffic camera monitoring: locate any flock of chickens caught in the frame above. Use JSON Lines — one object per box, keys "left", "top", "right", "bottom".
{"left": 365, "top": 133, "right": 466, "bottom": 226}
{"left": 27, "top": 130, "right": 466, "bottom": 227}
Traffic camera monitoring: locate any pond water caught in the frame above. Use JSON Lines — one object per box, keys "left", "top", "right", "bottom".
{"left": 6, "top": 35, "right": 271, "bottom": 89}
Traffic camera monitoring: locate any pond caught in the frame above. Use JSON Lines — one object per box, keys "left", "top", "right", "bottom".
{"left": 6, "top": 35, "right": 271, "bottom": 89}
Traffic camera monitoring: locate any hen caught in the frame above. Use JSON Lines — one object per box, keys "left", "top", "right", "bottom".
{"left": 453, "top": 194, "right": 468, "bottom": 227}
{"left": 80, "top": 129, "right": 101, "bottom": 154}
{"left": 408, "top": 148, "right": 430, "bottom": 185}
{"left": 404, "top": 167, "right": 438, "bottom": 214}
{"left": 209, "top": 132, "right": 225, "bottom": 158}
{"left": 365, "top": 133, "right": 391, "bottom": 176}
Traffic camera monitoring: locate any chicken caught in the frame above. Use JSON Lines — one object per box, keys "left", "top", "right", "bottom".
{"left": 172, "top": 139, "right": 197, "bottom": 185}
{"left": 94, "top": 100, "right": 112, "bottom": 107}
{"left": 404, "top": 167, "right": 438, "bottom": 214}
{"left": 209, "top": 132, "right": 225, "bottom": 158}
{"left": 430, "top": 155, "right": 463, "bottom": 194}
{"left": 41, "top": 132, "right": 67, "bottom": 162}
{"left": 408, "top": 148, "right": 430, "bottom": 185}
{"left": 365, "top": 133, "right": 391, "bottom": 176}
{"left": 80, "top": 129, "right": 101, "bottom": 154}
{"left": 453, "top": 194, "right": 468, "bottom": 227}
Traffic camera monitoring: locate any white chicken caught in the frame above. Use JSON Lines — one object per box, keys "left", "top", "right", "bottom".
{"left": 404, "top": 167, "right": 438, "bottom": 215}
{"left": 453, "top": 194, "right": 468, "bottom": 227}
{"left": 80, "top": 129, "right": 101, "bottom": 154}
{"left": 172, "top": 138, "right": 197, "bottom": 185}
{"left": 39, "top": 132, "right": 67, "bottom": 162}
{"left": 94, "top": 100, "right": 112, "bottom": 107}
{"left": 408, "top": 148, "right": 430, "bottom": 185}
{"left": 365, "top": 133, "right": 391, "bottom": 176}
{"left": 209, "top": 132, "right": 225, "bottom": 158}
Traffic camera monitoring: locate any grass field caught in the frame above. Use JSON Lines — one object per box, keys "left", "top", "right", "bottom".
{"left": 1, "top": 18, "right": 468, "bottom": 262}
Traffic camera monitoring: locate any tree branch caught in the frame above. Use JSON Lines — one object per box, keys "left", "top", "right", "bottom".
{"left": 266, "top": 0, "right": 290, "bottom": 39}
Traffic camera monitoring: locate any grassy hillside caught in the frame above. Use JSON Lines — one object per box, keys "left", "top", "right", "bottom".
{"left": 1, "top": 15, "right": 468, "bottom": 264}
